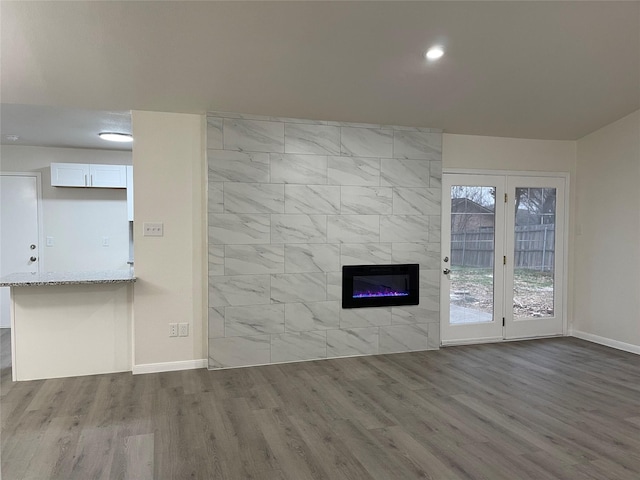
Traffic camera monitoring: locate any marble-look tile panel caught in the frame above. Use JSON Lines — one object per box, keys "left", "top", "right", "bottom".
{"left": 208, "top": 151, "right": 270, "bottom": 183}
{"left": 380, "top": 215, "right": 429, "bottom": 243}
{"left": 223, "top": 118, "right": 284, "bottom": 153}
{"left": 391, "top": 243, "right": 440, "bottom": 270}
{"left": 409, "top": 290, "right": 440, "bottom": 320}
{"left": 209, "top": 335, "right": 271, "bottom": 368}
{"left": 285, "top": 301, "right": 340, "bottom": 332}
{"left": 340, "top": 243, "right": 392, "bottom": 265}
{"left": 327, "top": 215, "right": 379, "bottom": 243}
{"left": 391, "top": 299, "right": 439, "bottom": 325}
{"left": 211, "top": 111, "right": 333, "bottom": 126}
{"left": 271, "top": 331, "right": 327, "bottom": 363}
{"left": 340, "top": 127, "right": 393, "bottom": 158}
{"left": 208, "top": 182, "right": 224, "bottom": 213}
{"left": 379, "top": 324, "right": 429, "bottom": 354}
{"left": 340, "top": 307, "right": 392, "bottom": 328}
{"left": 327, "top": 327, "right": 379, "bottom": 357}
{"left": 327, "top": 156, "right": 380, "bottom": 186}
{"left": 428, "top": 215, "right": 441, "bottom": 243}
{"left": 206, "top": 117, "right": 223, "bottom": 149}
{"left": 208, "top": 214, "right": 270, "bottom": 245}
{"left": 285, "top": 185, "right": 340, "bottom": 214}
{"left": 393, "top": 130, "right": 442, "bottom": 160}
{"left": 284, "top": 123, "right": 340, "bottom": 155}
{"left": 271, "top": 214, "right": 327, "bottom": 244}
{"left": 380, "top": 159, "right": 431, "bottom": 187}
{"left": 270, "top": 154, "right": 327, "bottom": 184}
{"left": 429, "top": 161, "right": 442, "bottom": 188}
{"left": 420, "top": 269, "right": 440, "bottom": 297}
{"left": 208, "top": 307, "right": 225, "bottom": 338}
{"left": 225, "top": 304, "right": 285, "bottom": 337}
{"left": 224, "top": 183, "right": 284, "bottom": 214}
{"left": 427, "top": 323, "right": 440, "bottom": 350}
{"left": 392, "top": 187, "right": 441, "bottom": 215}
{"left": 225, "top": 244, "right": 284, "bottom": 275}
{"left": 326, "top": 272, "right": 342, "bottom": 301}
{"left": 208, "top": 244, "right": 224, "bottom": 276}
{"left": 284, "top": 244, "right": 340, "bottom": 273}
{"left": 340, "top": 186, "right": 393, "bottom": 215}
{"left": 271, "top": 273, "right": 327, "bottom": 303}
{"left": 208, "top": 275, "right": 271, "bottom": 307}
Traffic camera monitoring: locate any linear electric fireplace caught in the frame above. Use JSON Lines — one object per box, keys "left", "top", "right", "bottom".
{"left": 342, "top": 264, "right": 419, "bottom": 308}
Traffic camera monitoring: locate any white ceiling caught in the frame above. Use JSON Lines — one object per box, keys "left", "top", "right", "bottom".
{"left": 1, "top": 104, "right": 132, "bottom": 151}
{"left": 1, "top": 1, "right": 638, "bottom": 145}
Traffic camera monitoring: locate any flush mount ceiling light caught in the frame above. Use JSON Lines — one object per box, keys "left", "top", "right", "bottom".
{"left": 98, "top": 132, "right": 133, "bottom": 143}
{"left": 425, "top": 46, "right": 445, "bottom": 61}
{"left": 4, "top": 134, "right": 20, "bottom": 141}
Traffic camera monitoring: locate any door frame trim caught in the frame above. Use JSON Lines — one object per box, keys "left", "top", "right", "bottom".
{"left": 440, "top": 169, "right": 571, "bottom": 346}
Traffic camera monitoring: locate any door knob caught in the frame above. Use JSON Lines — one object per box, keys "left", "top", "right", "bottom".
{"left": 443, "top": 268, "right": 451, "bottom": 275}
{"left": 30, "top": 256, "right": 37, "bottom": 262}
{"left": 30, "top": 244, "right": 36, "bottom": 250}
{"left": 443, "top": 256, "right": 449, "bottom": 263}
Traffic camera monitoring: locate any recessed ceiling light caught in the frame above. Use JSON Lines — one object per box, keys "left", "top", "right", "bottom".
{"left": 4, "top": 134, "right": 20, "bottom": 141}
{"left": 425, "top": 46, "right": 445, "bottom": 61}
{"left": 99, "top": 132, "right": 133, "bottom": 143}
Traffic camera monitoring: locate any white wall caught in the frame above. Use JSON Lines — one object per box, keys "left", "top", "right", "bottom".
{"left": 132, "top": 111, "right": 207, "bottom": 367}
{"left": 443, "top": 134, "right": 576, "bottom": 173}
{"left": 0, "top": 145, "right": 131, "bottom": 272}
{"left": 573, "top": 110, "right": 640, "bottom": 350}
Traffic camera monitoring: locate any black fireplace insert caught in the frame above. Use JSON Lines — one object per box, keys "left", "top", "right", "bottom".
{"left": 342, "top": 264, "right": 419, "bottom": 308}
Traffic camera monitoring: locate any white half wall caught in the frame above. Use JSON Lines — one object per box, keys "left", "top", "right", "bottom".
{"left": 132, "top": 111, "right": 207, "bottom": 366}
{"left": 0, "top": 145, "right": 131, "bottom": 272}
{"left": 574, "top": 110, "right": 640, "bottom": 349}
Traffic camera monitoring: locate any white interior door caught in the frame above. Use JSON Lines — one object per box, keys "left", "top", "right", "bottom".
{"left": 0, "top": 174, "right": 41, "bottom": 328}
{"left": 441, "top": 173, "right": 566, "bottom": 345}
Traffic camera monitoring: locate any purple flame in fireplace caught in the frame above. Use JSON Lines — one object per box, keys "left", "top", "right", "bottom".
{"left": 353, "top": 288, "right": 410, "bottom": 298}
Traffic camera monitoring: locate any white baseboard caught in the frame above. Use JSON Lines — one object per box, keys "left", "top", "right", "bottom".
{"left": 571, "top": 330, "right": 640, "bottom": 355}
{"left": 132, "top": 358, "right": 207, "bottom": 375}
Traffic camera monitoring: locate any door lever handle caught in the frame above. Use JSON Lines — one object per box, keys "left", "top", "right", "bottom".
{"left": 443, "top": 268, "right": 450, "bottom": 275}
{"left": 30, "top": 256, "right": 37, "bottom": 262}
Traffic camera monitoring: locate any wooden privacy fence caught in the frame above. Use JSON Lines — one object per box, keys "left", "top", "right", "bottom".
{"left": 451, "top": 224, "right": 555, "bottom": 271}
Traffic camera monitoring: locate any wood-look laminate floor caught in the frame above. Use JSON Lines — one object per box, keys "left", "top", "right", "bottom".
{"left": 1, "top": 330, "right": 639, "bottom": 480}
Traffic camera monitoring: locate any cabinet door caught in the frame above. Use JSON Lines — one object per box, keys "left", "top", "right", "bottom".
{"left": 51, "top": 163, "right": 90, "bottom": 187}
{"left": 89, "top": 164, "right": 127, "bottom": 188}
{"left": 126, "top": 166, "right": 134, "bottom": 221}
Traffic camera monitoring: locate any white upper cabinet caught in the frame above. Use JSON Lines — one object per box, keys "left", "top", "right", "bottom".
{"left": 51, "top": 163, "right": 127, "bottom": 188}
{"left": 50, "top": 162, "right": 90, "bottom": 187}
{"left": 126, "top": 165, "right": 134, "bottom": 221}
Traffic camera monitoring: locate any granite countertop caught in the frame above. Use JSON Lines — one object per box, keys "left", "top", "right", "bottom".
{"left": 0, "top": 270, "right": 136, "bottom": 287}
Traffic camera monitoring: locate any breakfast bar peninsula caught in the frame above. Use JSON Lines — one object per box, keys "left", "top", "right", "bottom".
{"left": 0, "top": 270, "right": 135, "bottom": 381}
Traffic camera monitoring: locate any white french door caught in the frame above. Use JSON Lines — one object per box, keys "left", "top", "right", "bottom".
{"left": 441, "top": 173, "right": 566, "bottom": 345}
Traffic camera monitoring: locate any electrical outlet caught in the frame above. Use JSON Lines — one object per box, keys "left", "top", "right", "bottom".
{"left": 178, "top": 323, "right": 189, "bottom": 337}
{"left": 169, "top": 323, "right": 178, "bottom": 337}
{"left": 102, "top": 236, "right": 110, "bottom": 247}
{"left": 46, "top": 236, "right": 54, "bottom": 247}
{"left": 143, "top": 222, "right": 164, "bottom": 237}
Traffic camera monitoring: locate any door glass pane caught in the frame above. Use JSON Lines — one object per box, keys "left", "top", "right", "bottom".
{"left": 449, "top": 186, "right": 495, "bottom": 324}
{"left": 513, "top": 187, "right": 556, "bottom": 318}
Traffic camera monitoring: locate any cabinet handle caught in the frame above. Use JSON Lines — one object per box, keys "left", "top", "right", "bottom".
{"left": 84, "top": 174, "right": 88, "bottom": 186}
{"left": 90, "top": 174, "right": 93, "bottom": 186}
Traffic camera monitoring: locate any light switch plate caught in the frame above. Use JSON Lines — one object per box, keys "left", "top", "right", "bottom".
{"left": 143, "top": 222, "right": 164, "bottom": 237}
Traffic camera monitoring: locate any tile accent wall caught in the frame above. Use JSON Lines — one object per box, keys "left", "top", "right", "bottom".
{"left": 207, "top": 112, "right": 442, "bottom": 369}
